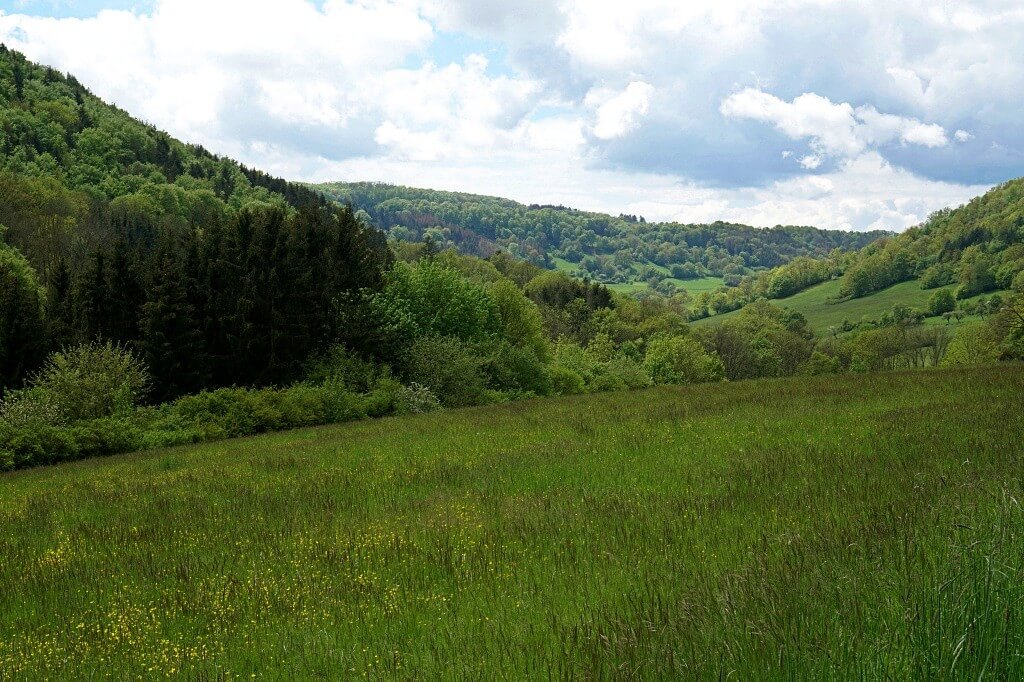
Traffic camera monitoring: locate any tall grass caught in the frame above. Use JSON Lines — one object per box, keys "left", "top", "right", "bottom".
{"left": 0, "top": 366, "right": 1022, "bottom": 677}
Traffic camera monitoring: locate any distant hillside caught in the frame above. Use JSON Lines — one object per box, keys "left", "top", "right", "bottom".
{"left": 693, "top": 178, "right": 1024, "bottom": 331}
{"left": 316, "top": 181, "right": 889, "bottom": 287}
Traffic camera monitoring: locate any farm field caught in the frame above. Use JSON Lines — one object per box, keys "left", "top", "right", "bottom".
{"left": 2, "top": 367, "right": 1023, "bottom": 677}
{"left": 694, "top": 279, "right": 1007, "bottom": 333}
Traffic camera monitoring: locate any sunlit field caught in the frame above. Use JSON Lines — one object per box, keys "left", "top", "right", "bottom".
{"left": 1, "top": 366, "right": 1023, "bottom": 678}
{"left": 694, "top": 279, "right": 1010, "bottom": 334}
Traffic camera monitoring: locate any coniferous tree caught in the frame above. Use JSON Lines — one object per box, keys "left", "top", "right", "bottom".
{"left": 107, "top": 240, "right": 145, "bottom": 345}
{"left": 76, "top": 251, "right": 113, "bottom": 341}
{"left": 46, "top": 257, "right": 76, "bottom": 348}
{"left": 140, "top": 242, "right": 205, "bottom": 401}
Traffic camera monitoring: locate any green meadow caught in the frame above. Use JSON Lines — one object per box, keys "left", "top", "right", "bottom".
{"left": 2, "top": 366, "right": 1023, "bottom": 678}
{"left": 694, "top": 279, "right": 1007, "bottom": 333}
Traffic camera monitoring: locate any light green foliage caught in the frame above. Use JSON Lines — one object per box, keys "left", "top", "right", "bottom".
{"left": 378, "top": 260, "right": 499, "bottom": 344}
{"left": 927, "top": 288, "right": 956, "bottom": 316}
{"left": 31, "top": 341, "right": 150, "bottom": 422}
{"left": 488, "top": 278, "right": 550, "bottom": 361}
{"left": 696, "top": 301, "right": 813, "bottom": 380}
{"left": 1012, "top": 269, "right": 1024, "bottom": 293}
{"left": 941, "top": 323, "right": 1001, "bottom": 367}
{"left": 919, "top": 262, "right": 955, "bottom": 289}
{"left": 548, "top": 364, "right": 586, "bottom": 395}
{"left": 643, "top": 335, "right": 724, "bottom": 384}
{"left": 1, "top": 368, "right": 1022, "bottom": 677}
{"left": 799, "top": 350, "right": 842, "bottom": 375}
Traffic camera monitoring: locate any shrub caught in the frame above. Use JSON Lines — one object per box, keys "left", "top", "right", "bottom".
{"left": 919, "top": 263, "right": 954, "bottom": 289}
{"left": 0, "top": 386, "right": 66, "bottom": 428}
{"left": 591, "top": 356, "right": 652, "bottom": 392}
{"left": 33, "top": 341, "right": 150, "bottom": 422}
{"left": 0, "top": 417, "right": 143, "bottom": 470}
{"left": 799, "top": 351, "right": 842, "bottom": 376}
{"left": 643, "top": 335, "right": 724, "bottom": 385}
{"left": 404, "top": 336, "right": 488, "bottom": 407}
{"left": 484, "top": 342, "right": 553, "bottom": 396}
{"left": 363, "top": 378, "right": 402, "bottom": 418}
{"left": 396, "top": 383, "right": 441, "bottom": 414}
{"left": 549, "top": 365, "right": 585, "bottom": 395}
{"left": 927, "top": 288, "right": 956, "bottom": 316}
{"left": 305, "top": 345, "right": 390, "bottom": 393}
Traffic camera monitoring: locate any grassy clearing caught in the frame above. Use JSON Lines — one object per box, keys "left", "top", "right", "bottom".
{"left": 694, "top": 279, "right": 1006, "bottom": 333}
{"left": 606, "top": 276, "right": 726, "bottom": 295}
{"left": 1, "top": 367, "right": 1023, "bottom": 677}
{"left": 553, "top": 256, "right": 726, "bottom": 295}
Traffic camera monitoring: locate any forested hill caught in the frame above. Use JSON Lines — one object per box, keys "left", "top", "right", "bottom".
{"left": 0, "top": 46, "right": 390, "bottom": 392}
{"left": 831, "top": 177, "right": 1024, "bottom": 300}
{"left": 687, "top": 176, "right": 1024, "bottom": 325}
{"left": 316, "top": 181, "right": 889, "bottom": 285}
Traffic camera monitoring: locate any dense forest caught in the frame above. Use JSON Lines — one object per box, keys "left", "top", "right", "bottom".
{"left": 316, "top": 182, "right": 888, "bottom": 285}
{"left": 0, "top": 47, "right": 1021, "bottom": 473}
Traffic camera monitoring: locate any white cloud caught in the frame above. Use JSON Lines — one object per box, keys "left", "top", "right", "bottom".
{"left": 0, "top": 0, "right": 1017, "bottom": 234}
{"left": 721, "top": 88, "right": 950, "bottom": 164}
{"left": 588, "top": 81, "right": 654, "bottom": 140}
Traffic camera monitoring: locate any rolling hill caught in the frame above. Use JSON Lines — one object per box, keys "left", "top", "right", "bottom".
{"left": 692, "top": 177, "right": 1024, "bottom": 330}
{"left": 316, "top": 181, "right": 889, "bottom": 288}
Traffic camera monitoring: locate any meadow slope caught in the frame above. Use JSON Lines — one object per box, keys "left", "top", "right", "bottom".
{"left": 1, "top": 367, "right": 1023, "bottom": 677}
{"left": 693, "top": 279, "right": 1008, "bottom": 334}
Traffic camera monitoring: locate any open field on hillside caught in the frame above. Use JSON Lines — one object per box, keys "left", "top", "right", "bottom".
{"left": 694, "top": 279, "right": 1008, "bottom": 333}
{"left": 2, "top": 367, "right": 1023, "bottom": 677}
{"left": 552, "top": 256, "right": 727, "bottom": 295}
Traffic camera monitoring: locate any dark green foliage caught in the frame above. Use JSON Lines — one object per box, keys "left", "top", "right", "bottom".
{"left": 0, "top": 237, "right": 45, "bottom": 390}
{"left": 0, "top": 48, "right": 391, "bottom": 397}
{"left": 139, "top": 241, "right": 206, "bottom": 401}
{"left": 404, "top": 335, "right": 488, "bottom": 407}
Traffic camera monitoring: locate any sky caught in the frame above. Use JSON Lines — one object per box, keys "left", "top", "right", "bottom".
{"left": 1, "top": 1, "right": 1022, "bottom": 231}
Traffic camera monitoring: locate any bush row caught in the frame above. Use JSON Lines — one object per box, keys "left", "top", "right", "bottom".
{"left": 0, "top": 380, "right": 420, "bottom": 472}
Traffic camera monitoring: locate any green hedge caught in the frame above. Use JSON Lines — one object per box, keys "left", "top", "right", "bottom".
{"left": 0, "top": 382, "right": 396, "bottom": 472}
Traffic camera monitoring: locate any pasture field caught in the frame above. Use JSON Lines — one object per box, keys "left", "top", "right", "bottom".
{"left": 694, "top": 279, "right": 1006, "bottom": 333}
{"left": 1, "top": 367, "right": 1023, "bottom": 678}
{"left": 552, "top": 256, "right": 726, "bottom": 296}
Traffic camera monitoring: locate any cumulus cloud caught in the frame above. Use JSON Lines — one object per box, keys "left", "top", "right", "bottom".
{"left": 721, "top": 88, "right": 950, "bottom": 166}
{"left": 1, "top": 0, "right": 1019, "bottom": 233}
{"left": 588, "top": 81, "right": 654, "bottom": 140}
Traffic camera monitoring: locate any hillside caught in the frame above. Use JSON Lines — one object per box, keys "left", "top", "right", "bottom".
{"left": 2, "top": 367, "right": 1022, "bottom": 677}
{"left": 692, "top": 178, "right": 1024, "bottom": 330}
{"left": 316, "top": 181, "right": 888, "bottom": 287}
{"left": 693, "top": 278, "right": 1009, "bottom": 334}
{"left": 0, "top": 46, "right": 391, "bottom": 393}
